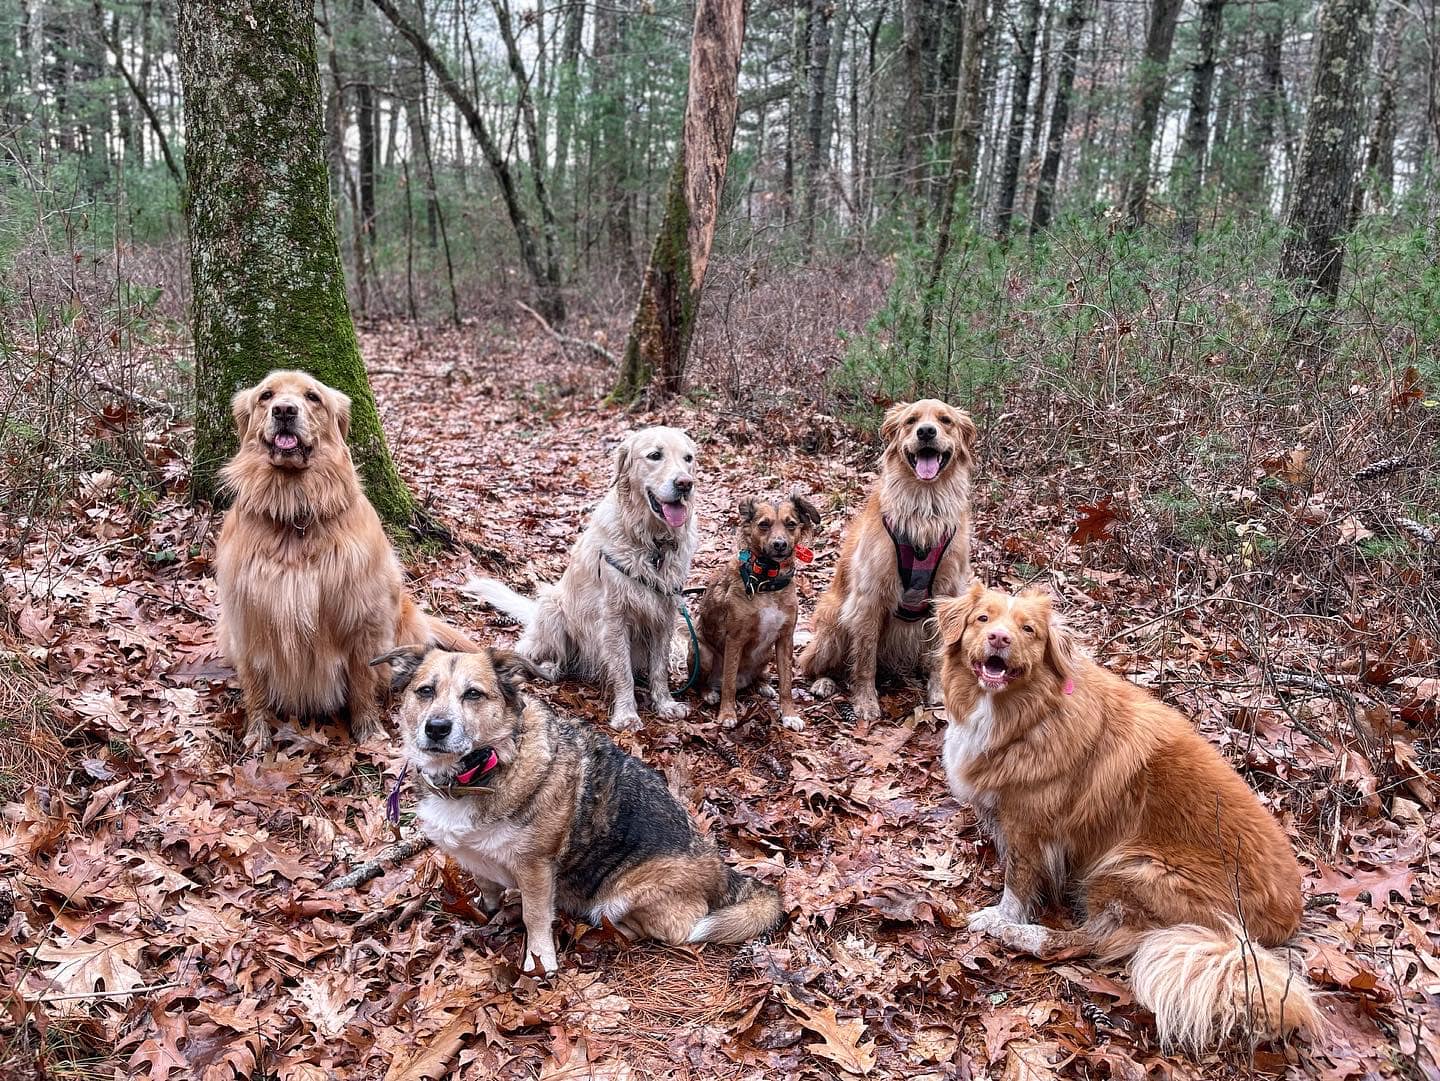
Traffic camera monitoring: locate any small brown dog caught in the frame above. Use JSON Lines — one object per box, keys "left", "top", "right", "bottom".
{"left": 800, "top": 399, "right": 976, "bottom": 719}
{"left": 215, "top": 370, "right": 474, "bottom": 751}
{"left": 937, "top": 582, "right": 1319, "bottom": 1049}
{"left": 692, "top": 495, "right": 822, "bottom": 731}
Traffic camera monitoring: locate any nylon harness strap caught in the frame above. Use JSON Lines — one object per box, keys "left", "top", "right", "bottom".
{"left": 883, "top": 516, "right": 955, "bottom": 622}
{"left": 737, "top": 550, "right": 795, "bottom": 595}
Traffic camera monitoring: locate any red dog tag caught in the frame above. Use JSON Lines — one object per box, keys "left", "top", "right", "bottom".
{"left": 794, "top": 546, "right": 814, "bottom": 563}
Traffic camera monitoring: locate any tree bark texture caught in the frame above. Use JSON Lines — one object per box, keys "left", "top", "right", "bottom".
{"left": 614, "top": 0, "right": 747, "bottom": 401}
{"left": 803, "top": 0, "right": 833, "bottom": 249}
{"left": 1119, "top": 0, "right": 1182, "bottom": 225}
{"left": 179, "top": 0, "right": 413, "bottom": 523}
{"left": 1174, "top": 0, "right": 1226, "bottom": 239}
{"left": 1280, "top": 0, "right": 1378, "bottom": 300}
{"left": 994, "top": 0, "right": 1041, "bottom": 236}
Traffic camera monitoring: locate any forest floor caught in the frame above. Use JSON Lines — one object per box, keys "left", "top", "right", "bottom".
{"left": 2, "top": 320, "right": 1437, "bottom": 1081}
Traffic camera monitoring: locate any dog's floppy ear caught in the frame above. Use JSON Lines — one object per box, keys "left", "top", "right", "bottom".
{"left": 934, "top": 579, "right": 986, "bottom": 646}
{"left": 491, "top": 649, "right": 545, "bottom": 709}
{"left": 954, "top": 409, "right": 978, "bottom": 466}
{"left": 791, "top": 494, "right": 823, "bottom": 528}
{"left": 1042, "top": 604, "right": 1076, "bottom": 685}
{"left": 231, "top": 385, "right": 259, "bottom": 441}
{"left": 738, "top": 496, "right": 757, "bottom": 523}
{"left": 879, "top": 401, "right": 910, "bottom": 447}
{"left": 370, "top": 644, "right": 431, "bottom": 692}
{"left": 613, "top": 433, "right": 634, "bottom": 491}
{"left": 327, "top": 385, "right": 352, "bottom": 440}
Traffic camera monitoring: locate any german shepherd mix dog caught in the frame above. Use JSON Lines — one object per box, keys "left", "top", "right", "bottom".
{"left": 799, "top": 399, "right": 976, "bottom": 719}
{"left": 216, "top": 370, "right": 474, "bottom": 751}
{"left": 692, "top": 495, "right": 822, "bottom": 731}
{"left": 937, "top": 582, "right": 1319, "bottom": 1050}
{"left": 377, "top": 645, "right": 784, "bottom": 974}
{"left": 466, "top": 427, "right": 698, "bottom": 732}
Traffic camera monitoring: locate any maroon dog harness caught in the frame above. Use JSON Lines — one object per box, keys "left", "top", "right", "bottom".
{"left": 883, "top": 517, "right": 954, "bottom": 622}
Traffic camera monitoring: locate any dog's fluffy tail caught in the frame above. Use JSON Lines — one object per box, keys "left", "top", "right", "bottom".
{"left": 462, "top": 576, "right": 538, "bottom": 626}
{"left": 688, "top": 871, "right": 785, "bottom": 944}
{"left": 398, "top": 597, "right": 481, "bottom": 652}
{"left": 1127, "top": 922, "right": 1321, "bottom": 1051}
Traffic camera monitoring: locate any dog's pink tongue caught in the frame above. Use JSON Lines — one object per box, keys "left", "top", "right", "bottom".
{"left": 274, "top": 433, "right": 299, "bottom": 450}
{"left": 915, "top": 453, "right": 940, "bottom": 480}
{"left": 661, "top": 501, "right": 689, "bottom": 528}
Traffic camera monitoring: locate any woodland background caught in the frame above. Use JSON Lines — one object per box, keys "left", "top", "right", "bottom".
{"left": 2, "top": 0, "right": 1439, "bottom": 1077}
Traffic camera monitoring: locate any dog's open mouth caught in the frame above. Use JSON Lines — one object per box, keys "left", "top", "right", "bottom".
{"left": 973, "top": 654, "right": 1015, "bottom": 690}
{"left": 647, "top": 490, "right": 690, "bottom": 529}
{"left": 906, "top": 448, "right": 951, "bottom": 481}
{"left": 265, "top": 431, "right": 311, "bottom": 462}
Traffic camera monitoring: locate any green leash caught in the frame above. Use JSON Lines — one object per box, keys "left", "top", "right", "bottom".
{"left": 678, "top": 597, "right": 701, "bottom": 694}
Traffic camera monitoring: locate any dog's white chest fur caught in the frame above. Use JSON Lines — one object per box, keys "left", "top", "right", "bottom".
{"left": 417, "top": 794, "right": 521, "bottom": 889}
{"left": 944, "top": 695, "right": 996, "bottom": 803}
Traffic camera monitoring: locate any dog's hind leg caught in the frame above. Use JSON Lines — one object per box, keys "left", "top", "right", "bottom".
{"left": 716, "top": 629, "right": 742, "bottom": 729}
{"left": 647, "top": 632, "right": 689, "bottom": 720}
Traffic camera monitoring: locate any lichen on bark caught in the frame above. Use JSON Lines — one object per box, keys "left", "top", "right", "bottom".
{"left": 180, "top": 0, "right": 413, "bottom": 526}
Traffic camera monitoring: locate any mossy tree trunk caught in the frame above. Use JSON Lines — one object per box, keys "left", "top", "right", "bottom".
{"left": 1279, "top": 0, "right": 1377, "bottom": 301}
{"left": 180, "top": 0, "right": 414, "bottom": 526}
{"left": 612, "top": 0, "right": 747, "bottom": 402}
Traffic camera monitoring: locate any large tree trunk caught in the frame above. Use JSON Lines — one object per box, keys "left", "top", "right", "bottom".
{"left": 1030, "top": 0, "right": 1085, "bottom": 233}
{"left": 1118, "top": 0, "right": 1182, "bottom": 225}
{"left": 180, "top": 0, "right": 413, "bottom": 524}
{"left": 592, "top": 0, "right": 637, "bottom": 279}
{"left": 993, "top": 0, "right": 1041, "bottom": 236}
{"left": 550, "top": 0, "right": 585, "bottom": 194}
{"left": 1174, "top": 0, "right": 1227, "bottom": 240}
{"left": 613, "top": 0, "right": 747, "bottom": 402}
{"left": 1241, "top": 8, "right": 1285, "bottom": 206}
{"left": 370, "top": 0, "right": 565, "bottom": 322}
{"left": 1280, "top": 0, "right": 1378, "bottom": 300}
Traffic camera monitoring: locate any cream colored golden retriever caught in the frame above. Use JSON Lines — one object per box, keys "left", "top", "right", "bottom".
{"left": 464, "top": 426, "right": 699, "bottom": 732}
{"left": 798, "top": 399, "right": 975, "bottom": 719}
{"left": 215, "top": 370, "right": 475, "bottom": 751}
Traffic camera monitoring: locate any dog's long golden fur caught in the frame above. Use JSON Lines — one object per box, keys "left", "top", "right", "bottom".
{"left": 799, "top": 399, "right": 976, "bottom": 718}
{"left": 937, "top": 582, "right": 1320, "bottom": 1050}
{"left": 215, "top": 370, "right": 474, "bottom": 750}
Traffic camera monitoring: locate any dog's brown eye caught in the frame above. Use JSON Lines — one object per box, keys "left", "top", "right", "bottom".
{"left": 462, "top": 687, "right": 484, "bottom": 701}
{"left": 647, "top": 450, "right": 663, "bottom": 461}
{"left": 977, "top": 614, "right": 988, "bottom": 623}
{"left": 414, "top": 685, "right": 434, "bottom": 699}
{"left": 907, "top": 416, "right": 918, "bottom": 426}
{"left": 756, "top": 520, "right": 771, "bottom": 530}
{"left": 305, "top": 391, "right": 321, "bottom": 404}
{"left": 784, "top": 519, "right": 796, "bottom": 529}
{"left": 258, "top": 390, "right": 273, "bottom": 402}
{"left": 684, "top": 453, "right": 693, "bottom": 463}
{"left": 940, "top": 415, "right": 953, "bottom": 426}
{"left": 1022, "top": 625, "right": 1035, "bottom": 635}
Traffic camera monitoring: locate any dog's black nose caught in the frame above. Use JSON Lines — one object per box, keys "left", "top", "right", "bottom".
{"left": 423, "top": 717, "right": 453, "bottom": 742}
{"left": 272, "top": 402, "right": 298, "bottom": 420}
{"left": 673, "top": 476, "right": 694, "bottom": 494}
{"left": 769, "top": 538, "right": 790, "bottom": 555}
{"left": 917, "top": 424, "right": 937, "bottom": 442}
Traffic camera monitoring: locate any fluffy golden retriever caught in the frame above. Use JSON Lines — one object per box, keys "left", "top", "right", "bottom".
{"left": 215, "top": 370, "right": 474, "bottom": 751}
{"left": 936, "top": 582, "right": 1319, "bottom": 1050}
{"left": 798, "top": 399, "right": 975, "bottom": 718}
{"left": 465, "top": 427, "right": 699, "bottom": 732}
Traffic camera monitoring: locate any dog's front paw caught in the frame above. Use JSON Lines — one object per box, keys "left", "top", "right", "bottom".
{"left": 754, "top": 683, "right": 778, "bottom": 701}
{"left": 609, "top": 709, "right": 645, "bottom": 732}
{"left": 702, "top": 688, "right": 721, "bottom": 706}
{"left": 781, "top": 712, "right": 805, "bottom": 732}
{"left": 809, "top": 677, "right": 838, "bottom": 699}
{"left": 653, "top": 699, "right": 689, "bottom": 720}
{"left": 850, "top": 695, "right": 882, "bottom": 721}
{"left": 348, "top": 711, "right": 385, "bottom": 744}
{"left": 967, "top": 904, "right": 1015, "bottom": 936}
{"left": 523, "top": 944, "right": 560, "bottom": 977}
{"left": 717, "top": 708, "right": 739, "bottom": 729}
{"left": 242, "top": 712, "right": 275, "bottom": 754}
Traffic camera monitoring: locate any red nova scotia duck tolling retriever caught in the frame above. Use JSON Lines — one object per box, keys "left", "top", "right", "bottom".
{"left": 937, "top": 582, "right": 1320, "bottom": 1051}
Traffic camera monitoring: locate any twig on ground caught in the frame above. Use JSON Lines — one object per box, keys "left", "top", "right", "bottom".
{"left": 517, "top": 301, "right": 618, "bottom": 365}
{"left": 325, "top": 835, "right": 433, "bottom": 890}
{"left": 27, "top": 981, "right": 182, "bottom": 1003}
